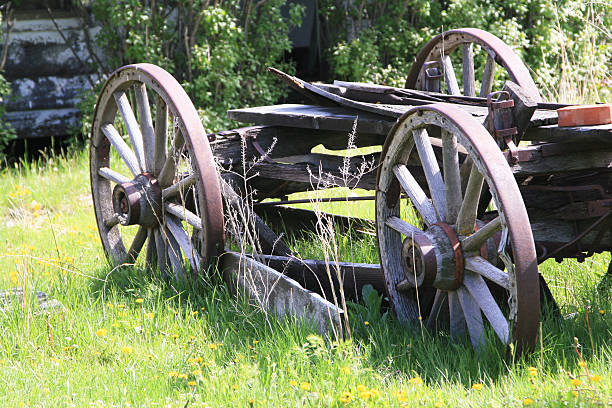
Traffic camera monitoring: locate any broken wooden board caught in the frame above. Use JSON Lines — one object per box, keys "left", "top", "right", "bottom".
{"left": 220, "top": 251, "right": 343, "bottom": 335}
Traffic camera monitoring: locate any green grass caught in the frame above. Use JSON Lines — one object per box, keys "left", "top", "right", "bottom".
{"left": 0, "top": 149, "right": 610, "bottom": 407}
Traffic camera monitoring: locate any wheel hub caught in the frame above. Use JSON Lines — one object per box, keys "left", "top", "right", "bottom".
{"left": 401, "top": 233, "right": 437, "bottom": 287}
{"left": 112, "top": 173, "right": 162, "bottom": 227}
{"left": 429, "top": 222, "right": 465, "bottom": 291}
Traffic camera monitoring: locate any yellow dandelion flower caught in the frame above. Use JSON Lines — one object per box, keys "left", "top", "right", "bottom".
{"left": 527, "top": 367, "right": 538, "bottom": 377}
{"left": 232, "top": 384, "right": 239, "bottom": 390}
{"left": 409, "top": 376, "right": 423, "bottom": 385}
{"left": 578, "top": 361, "right": 587, "bottom": 368}
{"left": 135, "top": 298, "right": 144, "bottom": 304}
{"left": 339, "top": 391, "right": 353, "bottom": 403}
{"left": 168, "top": 371, "right": 178, "bottom": 378}
{"left": 340, "top": 366, "right": 350, "bottom": 374}
{"left": 590, "top": 375, "right": 602, "bottom": 383}
{"left": 523, "top": 398, "right": 534, "bottom": 406}
{"left": 171, "top": 334, "right": 179, "bottom": 340}
{"left": 177, "top": 373, "right": 188, "bottom": 379}
{"left": 253, "top": 340, "right": 259, "bottom": 344}
{"left": 356, "top": 384, "right": 368, "bottom": 392}
{"left": 95, "top": 328, "right": 108, "bottom": 337}
{"left": 192, "top": 369, "right": 202, "bottom": 377}
{"left": 42, "top": 387, "right": 50, "bottom": 394}
{"left": 208, "top": 343, "right": 218, "bottom": 350}
{"left": 289, "top": 380, "right": 298, "bottom": 387}
{"left": 121, "top": 346, "right": 133, "bottom": 355}
{"left": 364, "top": 321, "right": 370, "bottom": 326}
{"left": 189, "top": 336, "right": 196, "bottom": 341}
{"left": 472, "top": 383, "right": 484, "bottom": 391}
{"left": 111, "top": 322, "right": 120, "bottom": 328}
{"left": 434, "top": 402, "right": 443, "bottom": 408}
{"left": 571, "top": 390, "right": 578, "bottom": 398}
{"left": 187, "top": 381, "right": 196, "bottom": 386}
{"left": 117, "top": 304, "right": 125, "bottom": 309}
{"left": 192, "top": 311, "right": 198, "bottom": 316}
{"left": 145, "top": 313, "right": 154, "bottom": 319}
{"left": 394, "top": 390, "right": 408, "bottom": 403}
{"left": 570, "top": 378, "right": 582, "bottom": 387}
{"left": 599, "top": 310, "right": 605, "bottom": 316}
{"left": 300, "top": 382, "right": 311, "bottom": 391}
{"left": 194, "top": 357, "right": 203, "bottom": 364}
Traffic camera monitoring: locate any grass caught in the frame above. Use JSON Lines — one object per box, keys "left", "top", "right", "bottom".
{"left": 0, "top": 148, "right": 610, "bottom": 407}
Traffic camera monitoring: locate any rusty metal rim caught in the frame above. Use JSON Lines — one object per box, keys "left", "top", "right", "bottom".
{"left": 376, "top": 103, "right": 540, "bottom": 354}
{"left": 90, "top": 63, "right": 224, "bottom": 271}
{"left": 433, "top": 222, "right": 464, "bottom": 290}
{"left": 405, "top": 28, "right": 541, "bottom": 102}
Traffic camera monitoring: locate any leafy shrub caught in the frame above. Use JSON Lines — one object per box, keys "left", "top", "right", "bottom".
{"left": 0, "top": 9, "right": 16, "bottom": 161}
{"left": 80, "top": 0, "right": 304, "bottom": 134}
{"left": 321, "top": 0, "right": 611, "bottom": 102}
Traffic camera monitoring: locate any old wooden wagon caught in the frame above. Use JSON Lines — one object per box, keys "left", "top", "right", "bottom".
{"left": 89, "top": 28, "right": 612, "bottom": 354}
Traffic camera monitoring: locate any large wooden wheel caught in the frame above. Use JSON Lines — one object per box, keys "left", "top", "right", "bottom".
{"left": 90, "top": 64, "right": 224, "bottom": 279}
{"left": 376, "top": 104, "right": 540, "bottom": 353}
{"left": 405, "top": 28, "right": 541, "bottom": 101}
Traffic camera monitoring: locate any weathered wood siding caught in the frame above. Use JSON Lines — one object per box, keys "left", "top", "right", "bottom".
{"left": 2, "top": 10, "right": 101, "bottom": 138}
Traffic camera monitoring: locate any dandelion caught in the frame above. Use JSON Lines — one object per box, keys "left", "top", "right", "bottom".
{"left": 121, "top": 346, "right": 133, "bottom": 355}
{"left": 192, "top": 311, "right": 198, "bottom": 316}
{"left": 171, "top": 334, "right": 179, "bottom": 340}
{"left": 472, "top": 383, "right": 484, "bottom": 391}
{"left": 570, "top": 378, "right": 582, "bottom": 387}
{"left": 434, "top": 403, "right": 443, "bottom": 408}
{"left": 177, "top": 373, "right": 188, "bottom": 379}
{"left": 107, "top": 303, "right": 114, "bottom": 309}
{"left": 289, "top": 380, "right": 298, "bottom": 387}
{"left": 232, "top": 384, "right": 239, "bottom": 390}
{"left": 364, "top": 321, "right": 370, "bottom": 326}
{"left": 135, "top": 298, "right": 144, "bottom": 304}
{"left": 95, "top": 328, "right": 108, "bottom": 337}
{"left": 578, "top": 361, "right": 587, "bottom": 368}
{"left": 599, "top": 310, "right": 605, "bottom": 316}
{"left": 145, "top": 313, "right": 154, "bottom": 319}
{"left": 168, "top": 371, "right": 178, "bottom": 378}
{"left": 253, "top": 340, "right": 259, "bottom": 344}
{"left": 208, "top": 343, "right": 218, "bottom": 350}
{"left": 571, "top": 391, "right": 578, "bottom": 398}
{"left": 340, "top": 366, "right": 350, "bottom": 375}
{"left": 523, "top": 398, "right": 534, "bottom": 405}
{"left": 339, "top": 391, "right": 353, "bottom": 403}
{"left": 194, "top": 357, "right": 203, "bottom": 365}
{"left": 527, "top": 366, "right": 538, "bottom": 377}
{"left": 356, "top": 384, "right": 368, "bottom": 392}
{"left": 409, "top": 376, "right": 423, "bottom": 385}
{"left": 590, "top": 375, "right": 602, "bottom": 383}
{"left": 187, "top": 381, "right": 196, "bottom": 386}
{"left": 393, "top": 390, "right": 407, "bottom": 403}
{"left": 300, "top": 382, "right": 311, "bottom": 391}
{"left": 192, "top": 369, "right": 202, "bottom": 377}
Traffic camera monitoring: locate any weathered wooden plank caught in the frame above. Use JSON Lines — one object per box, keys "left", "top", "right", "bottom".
{"left": 220, "top": 251, "right": 344, "bottom": 335}
{"left": 507, "top": 144, "right": 612, "bottom": 175}
{"left": 524, "top": 123, "right": 612, "bottom": 143}
{"left": 256, "top": 254, "right": 386, "bottom": 303}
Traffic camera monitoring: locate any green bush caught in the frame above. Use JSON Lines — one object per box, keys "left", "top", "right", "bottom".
{"left": 321, "top": 0, "right": 611, "bottom": 102}
{"left": 0, "top": 10, "right": 16, "bottom": 160}
{"left": 81, "top": 0, "right": 304, "bottom": 134}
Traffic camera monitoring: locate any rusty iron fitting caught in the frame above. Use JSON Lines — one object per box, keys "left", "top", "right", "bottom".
{"left": 487, "top": 90, "right": 519, "bottom": 164}
{"left": 400, "top": 233, "right": 437, "bottom": 288}
{"left": 423, "top": 61, "right": 442, "bottom": 93}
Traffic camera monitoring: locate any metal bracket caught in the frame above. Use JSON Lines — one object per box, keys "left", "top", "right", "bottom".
{"left": 487, "top": 91, "right": 519, "bottom": 164}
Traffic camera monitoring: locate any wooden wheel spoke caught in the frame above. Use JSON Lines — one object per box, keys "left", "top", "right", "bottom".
{"left": 463, "top": 272, "right": 510, "bottom": 344}
{"left": 165, "top": 202, "right": 202, "bottom": 230}
{"left": 462, "top": 43, "right": 476, "bottom": 97}
{"left": 104, "top": 213, "right": 123, "bottom": 228}
{"left": 145, "top": 228, "right": 157, "bottom": 269}
{"left": 154, "top": 95, "right": 168, "bottom": 176}
{"left": 154, "top": 228, "right": 169, "bottom": 276}
{"left": 134, "top": 83, "right": 155, "bottom": 172}
{"left": 98, "top": 167, "right": 130, "bottom": 184}
{"left": 166, "top": 215, "right": 200, "bottom": 271}
{"left": 413, "top": 128, "right": 446, "bottom": 221}
{"left": 442, "top": 55, "right": 461, "bottom": 95}
{"left": 457, "top": 286, "right": 485, "bottom": 350}
{"left": 392, "top": 164, "right": 437, "bottom": 226}
{"left": 426, "top": 289, "right": 447, "bottom": 330}
{"left": 480, "top": 54, "right": 496, "bottom": 97}
{"left": 448, "top": 291, "right": 467, "bottom": 339}
{"left": 126, "top": 226, "right": 147, "bottom": 263}
{"left": 461, "top": 216, "right": 502, "bottom": 252}
{"left": 164, "top": 226, "right": 187, "bottom": 281}
{"left": 114, "top": 90, "right": 146, "bottom": 170}
{"left": 385, "top": 216, "right": 423, "bottom": 237}
{"left": 162, "top": 174, "right": 196, "bottom": 200}
{"left": 158, "top": 130, "right": 185, "bottom": 188}
{"left": 442, "top": 130, "right": 462, "bottom": 224}
{"left": 101, "top": 123, "right": 141, "bottom": 177}
{"left": 464, "top": 256, "right": 510, "bottom": 289}
{"left": 455, "top": 163, "right": 484, "bottom": 235}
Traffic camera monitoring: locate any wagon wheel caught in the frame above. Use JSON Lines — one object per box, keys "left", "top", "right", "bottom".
{"left": 405, "top": 28, "right": 541, "bottom": 101}
{"left": 376, "top": 104, "right": 540, "bottom": 353}
{"left": 90, "top": 63, "right": 224, "bottom": 279}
